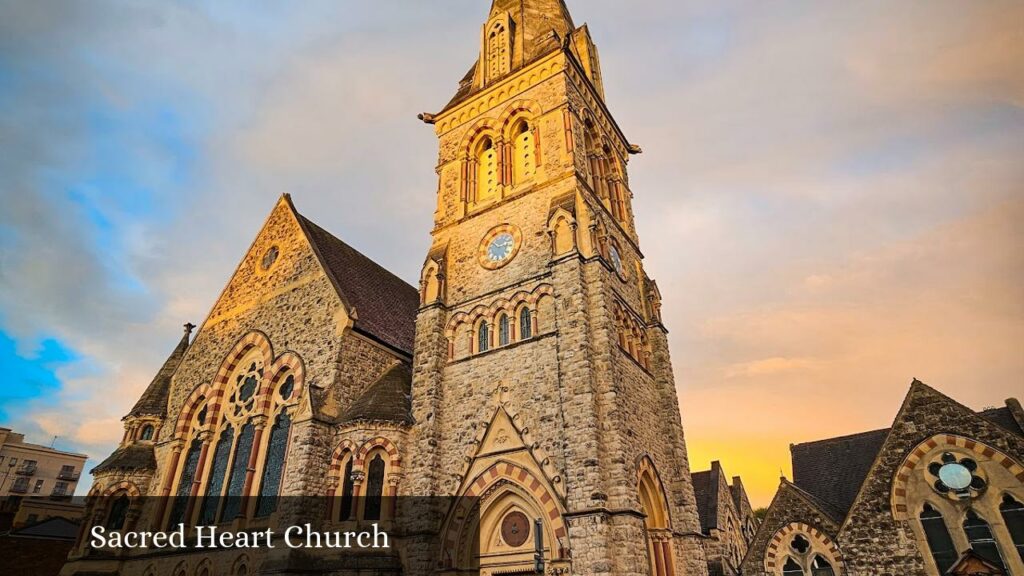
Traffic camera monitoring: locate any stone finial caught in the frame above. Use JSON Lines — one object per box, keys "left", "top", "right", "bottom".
{"left": 184, "top": 322, "right": 196, "bottom": 335}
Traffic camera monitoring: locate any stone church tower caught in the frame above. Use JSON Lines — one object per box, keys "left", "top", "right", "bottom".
{"left": 406, "top": 1, "right": 708, "bottom": 574}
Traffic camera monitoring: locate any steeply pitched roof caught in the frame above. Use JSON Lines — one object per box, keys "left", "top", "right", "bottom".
{"left": 127, "top": 325, "right": 193, "bottom": 418}
{"left": 296, "top": 213, "right": 419, "bottom": 355}
{"left": 91, "top": 444, "right": 156, "bottom": 475}
{"left": 791, "top": 398, "right": 1024, "bottom": 520}
{"left": 9, "top": 516, "right": 80, "bottom": 541}
{"left": 339, "top": 364, "right": 414, "bottom": 426}
{"left": 691, "top": 465, "right": 721, "bottom": 534}
{"left": 790, "top": 428, "right": 889, "bottom": 520}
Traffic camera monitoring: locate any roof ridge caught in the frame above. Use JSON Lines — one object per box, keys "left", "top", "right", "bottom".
{"left": 297, "top": 213, "right": 416, "bottom": 293}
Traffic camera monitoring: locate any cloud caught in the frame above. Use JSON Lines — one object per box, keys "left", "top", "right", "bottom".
{"left": 1, "top": 1, "right": 1022, "bottom": 506}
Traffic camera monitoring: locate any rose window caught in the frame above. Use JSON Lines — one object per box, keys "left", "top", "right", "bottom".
{"left": 227, "top": 361, "right": 263, "bottom": 421}
{"left": 929, "top": 452, "right": 985, "bottom": 498}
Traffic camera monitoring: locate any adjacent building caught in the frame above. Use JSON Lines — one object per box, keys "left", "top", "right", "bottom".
{"left": 0, "top": 427, "right": 87, "bottom": 527}
{"left": 742, "top": 382, "right": 1024, "bottom": 576}
{"left": 692, "top": 461, "right": 759, "bottom": 575}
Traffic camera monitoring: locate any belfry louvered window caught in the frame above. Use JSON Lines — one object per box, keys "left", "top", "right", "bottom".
{"left": 255, "top": 412, "right": 291, "bottom": 518}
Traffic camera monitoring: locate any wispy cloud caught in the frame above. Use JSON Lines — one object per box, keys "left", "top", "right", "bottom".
{"left": 1, "top": 0, "right": 1021, "bottom": 504}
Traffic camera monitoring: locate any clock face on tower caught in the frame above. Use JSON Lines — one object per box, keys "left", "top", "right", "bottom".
{"left": 478, "top": 224, "right": 522, "bottom": 270}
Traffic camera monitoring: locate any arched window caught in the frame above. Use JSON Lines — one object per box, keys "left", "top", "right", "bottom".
{"left": 486, "top": 21, "right": 510, "bottom": 81}
{"left": 139, "top": 425, "right": 154, "bottom": 441}
{"left": 498, "top": 314, "right": 510, "bottom": 346}
{"left": 168, "top": 438, "right": 202, "bottom": 527}
{"left": 964, "top": 510, "right": 1005, "bottom": 569}
{"left": 519, "top": 307, "right": 532, "bottom": 340}
{"left": 811, "top": 555, "right": 835, "bottom": 576}
{"left": 255, "top": 412, "right": 291, "bottom": 518}
{"left": 476, "top": 137, "right": 499, "bottom": 203}
{"left": 512, "top": 120, "right": 535, "bottom": 185}
{"left": 920, "top": 504, "right": 956, "bottom": 573}
{"left": 338, "top": 456, "right": 354, "bottom": 521}
{"left": 198, "top": 425, "right": 234, "bottom": 524}
{"left": 105, "top": 494, "right": 130, "bottom": 530}
{"left": 363, "top": 454, "right": 386, "bottom": 521}
{"left": 781, "top": 557, "right": 803, "bottom": 576}
{"left": 1001, "top": 494, "right": 1024, "bottom": 561}
{"left": 220, "top": 422, "right": 254, "bottom": 522}
{"left": 477, "top": 322, "right": 490, "bottom": 353}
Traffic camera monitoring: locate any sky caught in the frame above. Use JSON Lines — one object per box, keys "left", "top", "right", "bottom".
{"left": 0, "top": 0, "right": 1022, "bottom": 506}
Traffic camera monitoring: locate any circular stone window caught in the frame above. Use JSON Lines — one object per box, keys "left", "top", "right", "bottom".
{"left": 261, "top": 245, "right": 280, "bottom": 271}
{"left": 478, "top": 224, "right": 523, "bottom": 270}
{"left": 929, "top": 452, "right": 985, "bottom": 498}
{"left": 500, "top": 511, "right": 531, "bottom": 548}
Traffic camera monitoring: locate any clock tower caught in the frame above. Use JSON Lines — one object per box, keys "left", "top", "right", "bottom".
{"left": 405, "top": 1, "right": 709, "bottom": 575}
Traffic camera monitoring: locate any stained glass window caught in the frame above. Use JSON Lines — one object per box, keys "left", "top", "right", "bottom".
{"left": 498, "top": 314, "right": 510, "bottom": 346}
{"left": 280, "top": 375, "right": 294, "bottom": 400}
{"left": 811, "top": 555, "right": 835, "bottom": 576}
{"left": 964, "top": 510, "right": 1005, "bottom": 569}
{"left": 363, "top": 454, "right": 386, "bottom": 521}
{"left": 519, "top": 307, "right": 532, "bottom": 340}
{"left": 1001, "top": 495, "right": 1024, "bottom": 561}
{"left": 106, "top": 494, "right": 130, "bottom": 530}
{"left": 220, "top": 423, "right": 254, "bottom": 522}
{"left": 140, "top": 425, "right": 154, "bottom": 441}
{"left": 168, "top": 439, "right": 202, "bottom": 527}
{"left": 339, "top": 457, "right": 354, "bottom": 521}
{"left": 199, "top": 426, "right": 234, "bottom": 524}
{"left": 256, "top": 413, "right": 291, "bottom": 518}
{"left": 478, "top": 323, "right": 489, "bottom": 353}
{"left": 920, "top": 504, "right": 956, "bottom": 573}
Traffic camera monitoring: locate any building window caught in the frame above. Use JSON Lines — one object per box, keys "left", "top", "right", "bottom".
{"left": 199, "top": 426, "right": 234, "bottom": 524}
{"left": 964, "top": 510, "right": 1006, "bottom": 569}
{"left": 478, "top": 322, "right": 490, "bottom": 353}
{"left": 106, "top": 494, "right": 130, "bottom": 530}
{"left": 781, "top": 557, "right": 803, "bottom": 575}
{"left": 220, "top": 422, "right": 254, "bottom": 523}
{"left": 498, "top": 314, "right": 510, "bottom": 346}
{"left": 338, "top": 456, "right": 354, "bottom": 522}
{"left": 255, "top": 412, "right": 291, "bottom": 518}
{"left": 168, "top": 438, "right": 202, "bottom": 527}
{"left": 920, "top": 504, "right": 957, "bottom": 574}
{"left": 140, "top": 425, "right": 154, "bottom": 441}
{"left": 32, "top": 479, "right": 43, "bottom": 493}
{"left": 52, "top": 481, "right": 69, "bottom": 497}
{"left": 811, "top": 555, "right": 835, "bottom": 576}
{"left": 364, "top": 454, "right": 386, "bottom": 521}
{"left": 519, "top": 307, "right": 532, "bottom": 340}
{"left": 791, "top": 535, "right": 810, "bottom": 554}
{"left": 11, "top": 476, "right": 28, "bottom": 493}
{"left": 1001, "top": 494, "right": 1024, "bottom": 562}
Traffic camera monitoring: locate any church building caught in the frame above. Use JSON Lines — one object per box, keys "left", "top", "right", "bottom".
{"left": 64, "top": 2, "right": 716, "bottom": 575}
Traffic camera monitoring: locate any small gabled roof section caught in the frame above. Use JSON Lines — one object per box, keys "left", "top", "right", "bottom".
{"left": 338, "top": 364, "right": 413, "bottom": 426}
{"left": 790, "top": 427, "right": 889, "bottom": 520}
{"left": 91, "top": 444, "right": 156, "bottom": 475}
{"left": 127, "top": 323, "right": 194, "bottom": 418}
{"left": 692, "top": 461, "right": 726, "bottom": 533}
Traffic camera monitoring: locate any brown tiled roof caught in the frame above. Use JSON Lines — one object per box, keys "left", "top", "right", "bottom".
{"left": 91, "top": 444, "right": 156, "bottom": 474}
{"left": 297, "top": 214, "right": 419, "bottom": 355}
{"left": 127, "top": 329, "right": 191, "bottom": 418}
{"left": 339, "top": 364, "right": 413, "bottom": 425}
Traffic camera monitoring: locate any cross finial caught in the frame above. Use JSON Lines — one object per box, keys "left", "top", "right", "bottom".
{"left": 184, "top": 322, "right": 196, "bottom": 335}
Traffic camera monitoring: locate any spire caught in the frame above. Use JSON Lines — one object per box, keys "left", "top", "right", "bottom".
{"left": 126, "top": 323, "right": 194, "bottom": 418}
{"left": 489, "top": 0, "right": 576, "bottom": 56}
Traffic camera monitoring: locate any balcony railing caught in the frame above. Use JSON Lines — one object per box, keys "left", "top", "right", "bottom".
{"left": 57, "top": 470, "right": 80, "bottom": 481}
{"left": 9, "top": 483, "right": 28, "bottom": 494}
{"left": 14, "top": 464, "right": 37, "bottom": 476}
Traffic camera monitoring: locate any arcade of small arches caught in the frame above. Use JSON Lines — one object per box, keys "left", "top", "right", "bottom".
{"left": 445, "top": 284, "right": 555, "bottom": 360}
{"left": 614, "top": 301, "right": 652, "bottom": 370}
{"left": 327, "top": 437, "right": 403, "bottom": 523}
{"left": 160, "top": 332, "right": 306, "bottom": 529}
{"left": 581, "top": 114, "right": 630, "bottom": 227}
{"left": 892, "top": 434, "right": 1024, "bottom": 575}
